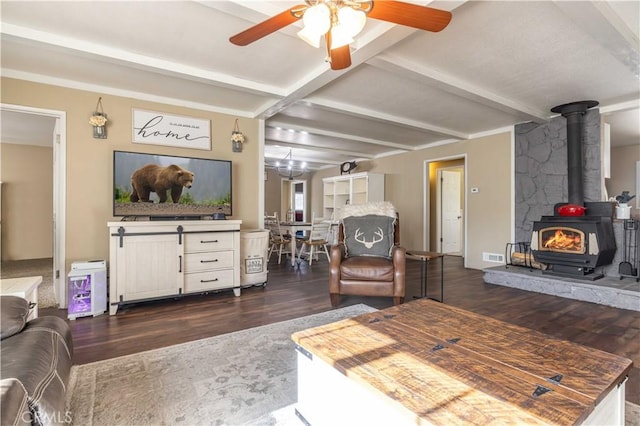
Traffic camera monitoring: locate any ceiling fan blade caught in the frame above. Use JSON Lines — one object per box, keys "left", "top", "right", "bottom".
{"left": 229, "top": 5, "right": 305, "bottom": 46}
{"left": 368, "top": 1, "right": 452, "bottom": 32}
{"left": 330, "top": 45, "right": 352, "bottom": 70}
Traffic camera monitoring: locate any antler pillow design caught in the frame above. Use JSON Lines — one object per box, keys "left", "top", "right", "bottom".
{"left": 343, "top": 214, "right": 395, "bottom": 258}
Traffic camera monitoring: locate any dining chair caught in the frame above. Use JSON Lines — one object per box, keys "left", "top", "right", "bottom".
{"left": 264, "top": 213, "right": 291, "bottom": 264}
{"left": 297, "top": 214, "right": 331, "bottom": 266}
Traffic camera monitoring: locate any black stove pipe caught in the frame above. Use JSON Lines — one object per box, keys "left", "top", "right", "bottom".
{"left": 550, "top": 100, "right": 599, "bottom": 206}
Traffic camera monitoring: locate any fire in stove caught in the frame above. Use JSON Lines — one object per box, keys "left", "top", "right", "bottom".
{"left": 532, "top": 216, "right": 615, "bottom": 280}
{"left": 541, "top": 228, "right": 584, "bottom": 253}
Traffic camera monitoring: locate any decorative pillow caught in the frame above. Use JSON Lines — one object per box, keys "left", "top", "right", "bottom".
{"left": 343, "top": 214, "right": 395, "bottom": 258}
{"left": 1, "top": 296, "right": 30, "bottom": 340}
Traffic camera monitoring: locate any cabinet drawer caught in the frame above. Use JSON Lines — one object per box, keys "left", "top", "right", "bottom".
{"left": 184, "top": 233, "right": 234, "bottom": 252}
{"left": 184, "top": 269, "right": 235, "bottom": 293}
{"left": 184, "top": 251, "right": 234, "bottom": 273}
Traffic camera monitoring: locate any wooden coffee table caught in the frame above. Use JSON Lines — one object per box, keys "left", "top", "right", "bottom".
{"left": 292, "top": 299, "right": 632, "bottom": 425}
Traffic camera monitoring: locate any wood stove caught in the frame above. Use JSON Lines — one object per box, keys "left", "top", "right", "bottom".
{"left": 531, "top": 205, "right": 616, "bottom": 279}
{"left": 530, "top": 101, "right": 616, "bottom": 280}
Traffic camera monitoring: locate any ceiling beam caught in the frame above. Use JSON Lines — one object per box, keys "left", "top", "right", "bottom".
{"left": 1, "top": 24, "right": 286, "bottom": 98}
{"left": 367, "top": 55, "right": 549, "bottom": 123}
{"left": 264, "top": 150, "right": 343, "bottom": 166}
{"left": 267, "top": 120, "right": 418, "bottom": 150}
{"left": 300, "top": 99, "right": 470, "bottom": 139}
{"left": 265, "top": 139, "right": 376, "bottom": 159}
{"left": 599, "top": 99, "right": 640, "bottom": 115}
{"left": 195, "top": 0, "right": 299, "bottom": 22}
{"left": 553, "top": 1, "right": 639, "bottom": 78}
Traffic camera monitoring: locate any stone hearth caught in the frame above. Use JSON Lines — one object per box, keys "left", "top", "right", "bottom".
{"left": 484, "top": 265, "right": 639, "bottom": 311}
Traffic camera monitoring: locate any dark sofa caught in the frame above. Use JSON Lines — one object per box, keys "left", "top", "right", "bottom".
{"left": 1, "top": 296, "right": 73, "bottom": 426}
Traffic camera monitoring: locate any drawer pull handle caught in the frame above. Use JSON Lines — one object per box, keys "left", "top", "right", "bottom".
{"left": 201, "top": 240, "right": 219, "bottom": 243}
{"left": 200, "top": 278, "right": 219, "bottom": 283}
{"left": 200, "top": 259, "right": 219, "bottom": 263}
{"left": 28, "top": 302, "right": 37, "bottom": 310}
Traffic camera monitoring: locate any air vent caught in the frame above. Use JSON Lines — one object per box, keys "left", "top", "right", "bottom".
{"left": 483, "top": 252, "right": 504, "bottom": 263}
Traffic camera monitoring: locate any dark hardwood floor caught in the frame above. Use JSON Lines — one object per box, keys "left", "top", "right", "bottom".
{"left": 40, "top": 255, "right": 640, "bottom": 405}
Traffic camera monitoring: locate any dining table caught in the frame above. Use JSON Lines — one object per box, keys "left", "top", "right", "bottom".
{"left": 279, "top": 222, "right": 312, "bottom": 266}
{"left": 280, "top": 221, "right": 340, "bottom": 266}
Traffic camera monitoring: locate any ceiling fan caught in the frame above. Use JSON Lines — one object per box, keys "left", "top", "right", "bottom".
{"left": 229, "top": 1, "right": 452, "bottom": 71}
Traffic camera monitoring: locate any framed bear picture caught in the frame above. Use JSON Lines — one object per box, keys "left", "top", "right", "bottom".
{"left": 132, "top": 109, "right": 211, "bottom": 150}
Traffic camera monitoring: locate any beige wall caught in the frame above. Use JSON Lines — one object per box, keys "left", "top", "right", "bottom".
{"left": 1, "top": 143, "right": 54, "bottom": 261}
{"left": 310, "top": 132, "right": 513, "bottom": 270}
{"left": 264, "top": 169, "right": 282, "bottom": 218}
{"left": 1, "top": 77, "right": 261, "bottom": 272}
{"left": 608, "top": 145, "right": 640, "bottom": 212}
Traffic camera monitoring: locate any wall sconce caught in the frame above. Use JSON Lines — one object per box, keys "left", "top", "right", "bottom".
{"left": 89, "top": 97, "right": 107, "bottom": 139}
{"left": 231, "top": 119, "right": 245, "bottom": 152}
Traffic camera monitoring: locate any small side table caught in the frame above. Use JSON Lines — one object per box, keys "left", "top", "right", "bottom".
{"left": 406, "top": 251, "right": 444, "bottom": 302}
{"left": 0, "top": 276, "right": 42, "bottom": 320}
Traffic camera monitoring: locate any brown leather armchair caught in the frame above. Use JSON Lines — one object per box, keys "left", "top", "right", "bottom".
{"left": 329, "top": 215, "right": 406, "bottom": 307}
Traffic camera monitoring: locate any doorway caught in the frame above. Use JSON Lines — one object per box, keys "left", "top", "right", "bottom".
{"left": 0, "top": 104, "right": 67, "bottom": 308}
{"left": 424, "top": 156, "right": 466, "bottom": 261}
{"left": 281, "top": 179, "right": 307, "bottom": 222}
{"left": 437, "top": 167, "right": 464, "bottom": 255}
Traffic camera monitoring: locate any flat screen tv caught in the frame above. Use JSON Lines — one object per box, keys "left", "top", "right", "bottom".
{"left": 113, "top": 150, "right": 232, "bottom": 219}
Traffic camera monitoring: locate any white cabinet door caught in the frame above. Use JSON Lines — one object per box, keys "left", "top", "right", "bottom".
{"left": 115, "top": 234, "right": 182, "bottom": 301}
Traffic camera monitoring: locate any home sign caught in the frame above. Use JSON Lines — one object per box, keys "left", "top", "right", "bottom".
{"left": 132, "top": 109, "right": 211, "bottom": 150}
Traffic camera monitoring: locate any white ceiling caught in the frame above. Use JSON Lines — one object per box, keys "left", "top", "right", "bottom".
{"left": 1, "top": 1, "right": 638, "bottom": 171}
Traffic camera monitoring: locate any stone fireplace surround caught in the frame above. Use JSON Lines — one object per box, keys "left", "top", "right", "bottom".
{"left": 483, "top": 108, "right": 639, "bottom": 311}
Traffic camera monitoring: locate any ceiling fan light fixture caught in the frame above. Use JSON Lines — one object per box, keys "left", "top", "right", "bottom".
{"left": 329, "top": 24, "right": 354, "bottom": 49}
{"left": 298, "top": 3, "right": 331, "bottom": 47}
{"left": 230, "top": 0, "right": 452, "bottom": 71}
{"left": 337, "top": 6, "right": 366, "bottom": 38}
{"left": 297, "top": 27, "right": 322, "bottom": 48}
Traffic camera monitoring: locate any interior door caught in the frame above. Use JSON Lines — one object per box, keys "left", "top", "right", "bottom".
{"left": 440, "top": 169, "right": 463, "bottom": 254}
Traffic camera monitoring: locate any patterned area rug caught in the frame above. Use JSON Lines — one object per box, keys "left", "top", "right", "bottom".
{"left": 65, "top": 303, "right": 640, "bottom": 426}
{"left": 65, "top": 304, "right": 377, "bottom": 426}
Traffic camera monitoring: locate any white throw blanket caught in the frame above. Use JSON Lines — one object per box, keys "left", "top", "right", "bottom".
{"left": 339, "top": 201, "right": 396, "bottom": 220}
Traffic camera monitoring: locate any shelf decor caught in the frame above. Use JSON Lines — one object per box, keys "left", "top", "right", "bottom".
{"left": 89, "top": 97, "right": 108, "bottom": 139}
{"left": 231, "top": 119, "right": 245, "bottom": 152}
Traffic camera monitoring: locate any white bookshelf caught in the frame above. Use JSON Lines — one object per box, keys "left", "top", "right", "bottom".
{"left": 322, "top": 172, "right": 385, "bottom": 220}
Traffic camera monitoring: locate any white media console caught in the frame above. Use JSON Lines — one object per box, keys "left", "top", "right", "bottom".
{"left": 107, "top": 220, "right": 242, "bottom": 315}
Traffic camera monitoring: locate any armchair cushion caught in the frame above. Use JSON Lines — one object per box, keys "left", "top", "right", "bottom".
{"left": 1, "top": 296, "right": 29, "bottom": 340}
{"left": 343, "top": 214, "right": 395, "bottom": 259}
{"left": 340, "top": 256, "right": 395, "bottom": 281}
